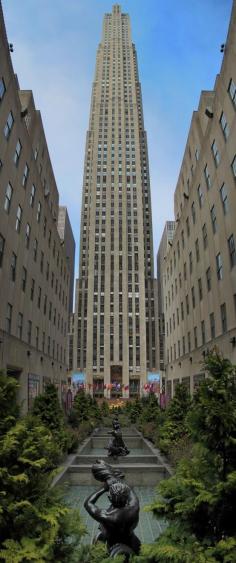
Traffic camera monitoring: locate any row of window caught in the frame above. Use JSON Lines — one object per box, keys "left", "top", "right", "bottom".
{"left": 178, "top": 77, "right": 236, "bottom": 215}
{"left": 167, "top": 300, "right": 233, "bottom": 363}
{"left": 5, "top": 302, "right": 66, "bottom": 362}
{"left": 3, "top": 181, "right": 69, "bottom": 283}
{"left": 0, "top": 236, "right": 68, "bottom": 311}
{"left": 166, "top": 181, "right": 235, "bottom": 283}
{"left": 1, "top": 75, "right": 57, "bottom": 220}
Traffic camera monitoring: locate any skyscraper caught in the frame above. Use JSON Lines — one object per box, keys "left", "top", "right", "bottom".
{"left": 74, "top": 4, "right": 158, "bottom": 398}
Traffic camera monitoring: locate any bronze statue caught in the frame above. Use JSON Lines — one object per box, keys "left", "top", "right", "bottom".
{"left": 84, "top": 459, "right": 141, "bottom": 559}
{"left": 106, "top": 429, "right": 130, "bottom": 458}
{"left": 112, "top": 415, "right": 121, "bottom": 431}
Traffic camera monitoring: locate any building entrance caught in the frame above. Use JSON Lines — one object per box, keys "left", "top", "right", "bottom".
{"left": 110, "top": 366, "right": 122, "bottom": 398}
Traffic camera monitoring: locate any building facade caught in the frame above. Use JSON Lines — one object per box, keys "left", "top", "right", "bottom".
{"left": 0, "top": 2, "right": 73, "bottom": 412}
{"left": 157, "top": 221, "right": 176, "bottom": 380}
{"left": 74, "top": 4, "right": 158, "bottom": 398}
{"left": 158, "top": 1, "right": 236, "bottom": 397}
{"left": 57, "top": 206, "right": 75, "bottom": 315}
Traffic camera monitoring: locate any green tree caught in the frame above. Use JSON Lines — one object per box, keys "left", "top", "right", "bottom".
{"left": 135, "top": 352, "right": 236, "bottom": 562}
{"left": 32, "top": 383, "right": 69, "bottom": 452}
{"left": 0, "top": 372, "right": 19, "bottom": 436}
{"left": 157, "top": 383, "right": 191, "bottom": 455}
{"left": 68, "top": 390, "right": 101, "bottom": 428}
{"left": 0, "top": 374, "right": 85, "bottom": 561}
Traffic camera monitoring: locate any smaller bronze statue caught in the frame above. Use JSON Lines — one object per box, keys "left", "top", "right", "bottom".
{"left": 84, "top": 459, "right": 141, "bottom": 560}
{"left": 112, "top": 415, "right": 121, "bottom": 431}
{"left": 106, "top": 429, "right": 130, "bottom": 458}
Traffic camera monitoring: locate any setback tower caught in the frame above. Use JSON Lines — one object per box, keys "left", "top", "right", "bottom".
{"left": 74, "top": 4, "right": 158, "bottom": 398}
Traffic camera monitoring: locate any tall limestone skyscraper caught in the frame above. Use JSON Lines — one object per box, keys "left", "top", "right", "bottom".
{"left": 74, "top": 4, "right": 158, "bottom": 398}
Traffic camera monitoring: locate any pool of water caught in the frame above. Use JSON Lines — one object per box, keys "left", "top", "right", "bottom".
{"left": 64, "top": 484, "right": 167, "bottom": 544}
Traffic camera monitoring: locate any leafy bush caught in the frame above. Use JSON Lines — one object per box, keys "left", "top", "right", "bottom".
{"left": 68, "top": 391, "right": 101, "bottom": 428}
{"left": 134, "top": 352, "right": 236, "bottom": 562}
{"left": 0, "top": 373, "right": 85, "bottom": 561}
{"left": 156, "top": 383, "right": 191, "bottom": 456}
{"left": 32, "top": 383, "right": 71, "bottom": 454}
{"left": 0, "top": 372, "right": 20, "bottom": 436}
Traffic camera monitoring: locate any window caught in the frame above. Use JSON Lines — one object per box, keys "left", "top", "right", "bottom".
{"left": 25, "top": 223, "right": 31, "bottom": 248}
{"left": 189, "top": 251, "right": 193, "bottom": 274}
{"left": 202, "top": 223, "right": 208, "bottom": 249}
{"left": 37, "top": 286, "right": 41, "bottom": 309}
{"left": 11, "top": 252, "right": 17, "bottom": 281}
{"left": 27, "top": 320, "right": 32, "bottom": 344}
{"left": 0, "top": 77, "right": 6, "bottom": 102}
{"left": 204, "top": 164, "right": 211, "bottom": 189}
{"left": 206, "top": 267, "right": 211, "bottom": 291}
{"left": 42, "top": 331, "right": 45, "bottom": 353}
{"left": 30, "top": 278, "right": 35, "bottom": 301}
{"left": 35, "top": 327, "right": 39, "bottom": 349}
{"left": 195, "top": 239, "right": 200, "bottom": 262}
{"left": 43, "top": 294, "right": 47, "bottom": 315}
{"left": 191, "top": 201, "right": 196, "bottom": 224}
{"left": 220, "top": 303, "right": 227, "bottom": 333}
{"left": 201, "top": 320, "right": 206, "bottom": 345}
{"left": 186, "top": 217, "right": 190, "bottom": 237}
{"left": 228, "top": 78, "right": 236, "bottom": 108}
{"left": 15, "top": 205, "right": 22, "bottom": 232}
{"left": 191, "top": 286, "right": 195, "bottom": 309}
{"left": 210, "top": 312, "right": 215, "bottom": 339}
{"left": 219, "top": 112, "right": 229, "bottom": 140}
{"left": 4, "top": 111, "right": 14, "bottom": 139}
{"left": 0, "top": 234, "right": 5, "bottom": 267}
{"left": 13, "top": 139, "right": 22, "bottom": 165}
{"left": 194, "top": 326, "right": 198, "bottom": 348}
{"left": 210, "top": 205, "right": 217, "bottom": 233}
{"left": 197, "top": 185, "right": 203, "bottom": 208}
{"left": 33, "top": 238, "right": 38, "bottom": 262}
{"left": 211, "top": 139, "right": 220, "bottom": 166}
{"left": 198, "top": 278, "right": 203, "bottom": 301}
{"left": 228, "top": 234, "right": 236, "bottom": 268}
{"left": 220, "top": 183, "right": 228, "bottom": 214}
{"left": 40, "top": 251, "right": 44, "bottom": 273}
{"left": 216, "top": 253, "right": 223, "bottom": 280}
{"left": 30, "top": 184, "right": 36, "bottom": 207}
{"left": 17, "top": 313, "right": 23, "bottom": 339}
{"left": 6, "top": 303, "right": 12, "bottom": 333}
{"left": 22, "top": 267, "right": 27, "bottom": 292}
{"left": 22, "top": 163, "right": 29, "bottom": 187}
{"left": 232, "top": 155, "right": 236, "bottom": 178}
{"left": 43, "top": 216, "right": 47, "bottom": 237}
{"left": 188, "top": 332, "right": 191, "bottom": 352}
{"left": 36, "top": 201, "right": 41, "bottom": 223}
{"left": 186, "top": 294, "right": 189, "bottom": 315}
{"left": 4, "top": 182, "right": 13, "bottom": 213}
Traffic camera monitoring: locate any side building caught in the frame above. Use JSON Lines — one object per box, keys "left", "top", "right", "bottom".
{"left": 158, "top": 1, "right": 236, "bottom": 397}
{"left": 0, "top": 2, "right": 74, "bottom": 411}
{"left": 157, "top": 221, "right": 175, "bottom": 396}
{"left": 57, "top": 206, "right": 75, "bottom": 315}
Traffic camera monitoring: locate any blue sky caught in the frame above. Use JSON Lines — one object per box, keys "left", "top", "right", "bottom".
{"left": 2, "top": 0, "right": 232, "bottom": 277}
